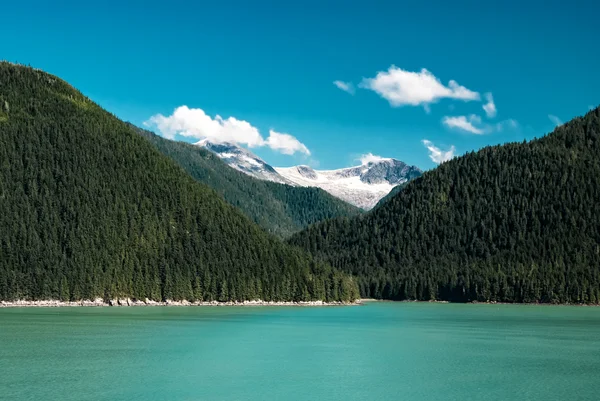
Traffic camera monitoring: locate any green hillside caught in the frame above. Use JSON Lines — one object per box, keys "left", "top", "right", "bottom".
{"left": 290, "top": 107, "right": 600, "bottom": 304}
{"left": 0, "top": 63, "right": 359, "bottom": 302}
{"left": 133, "top": 126, "right": 360, "bottom": 238}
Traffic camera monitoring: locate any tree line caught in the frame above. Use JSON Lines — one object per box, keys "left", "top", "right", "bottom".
{"left": 0, "top": 62, "right": 359, "bottom": 302}
{"left": 134, "top": 125, "right": 360, "bottom": 238}
{"left": 290, "top": 107, "right": 600, "bottom": 304}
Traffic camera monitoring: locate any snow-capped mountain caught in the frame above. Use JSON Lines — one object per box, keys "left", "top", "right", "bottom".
{"left": 198, "top": 140, "right": 421, "bottom": 209}
{"left": 196, "top": 139, "right": 294, "bottom": 185}
{"left": 275, "top": 160, "right": 422, "bottom": 210}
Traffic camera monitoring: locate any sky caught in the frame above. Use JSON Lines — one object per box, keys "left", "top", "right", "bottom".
{"left": 2, "top": 0, "right": 599, "bottom": 170}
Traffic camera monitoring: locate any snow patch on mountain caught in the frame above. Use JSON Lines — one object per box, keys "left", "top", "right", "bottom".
{"left": 275, "top": 161, "right": 421, "bottom": 209}
{"left": 196, "top": 139, "right": 294, "bottom": 185}
{"left": 198, "top": 140, "right": 422, "bottom": 209}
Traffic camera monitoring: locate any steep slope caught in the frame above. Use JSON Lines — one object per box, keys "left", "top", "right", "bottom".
{"left": 276, "top": 161, "right": 422, "bottom": 209}
{"left": 197, "top": 139, "right": 294, "bottom": 185}
{"left": 134, "top": 126, "right": 361, "bottom": 238}
{"left": 199, "top": 140, "right": 422, "bottom": 209}
{"left": 290, "top": 107, "right": 600, "bottom": 304}
{"left": 0, "top": 63, "right": 359, "bottom": 302}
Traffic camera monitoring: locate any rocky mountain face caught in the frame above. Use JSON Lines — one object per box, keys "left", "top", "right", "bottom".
{"left": 198, "top": 141, "right": 421, "bottom": 210}
{"left": 275, "top": 160, "right": 422, "bottom": 210}
{"left": 196, "top": 139, "right": 294, "bottom": 185}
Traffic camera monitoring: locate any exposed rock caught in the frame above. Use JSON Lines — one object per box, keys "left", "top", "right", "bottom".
{"left": 197, "top": 140, "right": 295, "bottom": 185}
{"left": 117, "top": 298, "right": 130, "bottom": 306}
{"left": 0, "top": 298, "right": 362, "bottom": 307}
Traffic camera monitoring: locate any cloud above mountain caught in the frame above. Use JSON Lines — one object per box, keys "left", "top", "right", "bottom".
{"left": 422, "top": 140, "right": 456, "bottom": 164}
{"left": 333, "top": 80, "right": 355, "bottom": 95}
{"left": 358, "top": 153, "right": 389, "bottom": 165}
{"left": 360, "top": 66, "right": 480, "bottom": 109}
{"left": 145, "top": 106, "right": 310, "bottom": 156}
{"left": 265, "top": 130, "right": 310, "bottom": 155}
{"left": 443, "top": 113, "right": 519, "bottom": 135}
{"left": 482, "top": 93, "right": 497, "bottom": 118}
{"left": 548, "top": 114, "right": 563, "bottom": 127}
{"left": 443, "top": 114, "right": 484, "bottom": 134}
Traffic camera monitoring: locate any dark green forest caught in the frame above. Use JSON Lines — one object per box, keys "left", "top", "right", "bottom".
{"left": 290, "top": 107, "right": 600, "bottom": 304}
{"left": 0, "top": 62, "right": 359, "bottom": 302}
{"left": 133, "top": 125, "right": 360, "bottom": 238}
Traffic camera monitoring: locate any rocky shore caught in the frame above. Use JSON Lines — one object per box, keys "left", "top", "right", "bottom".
{"left": 0, "top": 298, "right": 362, "bottom": 308}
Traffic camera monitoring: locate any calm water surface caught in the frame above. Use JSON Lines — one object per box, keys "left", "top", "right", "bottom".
{"left": 1, "top": 302, "right": 599, "bottom": 401}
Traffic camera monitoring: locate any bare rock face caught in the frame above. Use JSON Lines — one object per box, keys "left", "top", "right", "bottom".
{"left": 80, "top": 298, "right": 106, "bottom": 306}
{"left": 197, "top": 140, "right": 295, "bottom": 185}
{"left": 359, "top": 160, "right": 422, "bottom": 185}
{"left": 198, "top": 139, "right": 423, "bottom": 209}
{"left": 295, "top": 165, "right": 318, "bottom": 180}
{"left": 276, "top": 160, "right": 422, "bottom": 210}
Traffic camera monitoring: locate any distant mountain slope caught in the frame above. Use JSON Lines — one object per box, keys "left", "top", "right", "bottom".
{"left": 290, "top": 107, "right": 600, "bottom": 304}
{"left": 199, "top": 141, "right": 422, "bottom": 209}
{"left": 276, "top": 160, "right": 422, "bottom": 209}
{"left": 133, "top": 126, "right": 361, "bottom": 238}
{"left": 0, "top": 62, "right": 359, "bottom": 303}
{"left": 197, "top": 139, "right": 294, "bottom": 185}
{"left": 373, "top": 181, "right": 410, "bottom": 209}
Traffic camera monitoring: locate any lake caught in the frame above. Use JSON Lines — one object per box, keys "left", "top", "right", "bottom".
{"left": 1, "top": 302, "right": 599, "bottom": 401}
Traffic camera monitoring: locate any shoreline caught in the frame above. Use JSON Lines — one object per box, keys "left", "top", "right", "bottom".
{"left": 2, "top": 298, "right": 596, "bottom": 308}
{"left": 361, "top": 298, "right": 600, "bottom": 307}
{"left": 0, "top": 298, "right": 363, "bottom": 308}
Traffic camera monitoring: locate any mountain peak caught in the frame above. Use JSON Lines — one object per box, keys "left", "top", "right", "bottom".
{"left": 276, "top": 159, "right": 421, "bottom": 209}
{"left": 198, "top": 138, "right": 422, "bottom": 209}
{"left": 196, "top": 140, "right": 294, "bottom": 185}
{"left": 294, "top": 165, "right": 318, "bottom": 180}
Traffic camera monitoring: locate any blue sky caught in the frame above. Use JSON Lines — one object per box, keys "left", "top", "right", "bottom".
{"left": 2, "top": 0, "right": 598, "bottom": 169}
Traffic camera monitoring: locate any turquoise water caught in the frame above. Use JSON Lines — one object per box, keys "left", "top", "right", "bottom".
{"left": 1, "top": 303, "right": 599, "bottom": 401}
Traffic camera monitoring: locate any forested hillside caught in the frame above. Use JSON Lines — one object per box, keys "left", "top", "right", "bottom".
{"left": 134, "top": 126, "right": 360, "bottom": 238}
{"left": 0, "top": 63, "right": 359, "bottom": 302}
{"left": 290, "top": 107, "right": 600, "bottom": 304}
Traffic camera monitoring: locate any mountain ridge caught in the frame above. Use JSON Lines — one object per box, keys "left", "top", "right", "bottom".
{"left": 275, "top": 159, "right": 422, "bottom": 209}
{"left": 198, "top": 140, "right": 422, "bottom": 209}
{"left": 0, "top": 62, "right": 359, "bottom": 303}
{"left": 289, "top": 107, "right": 600, "bottom": 304}
{"left": 134, "top": 126, "right": 361, "bottom": 238}
{"left": 197, "top": 139, "right": 295, "bottom": 185}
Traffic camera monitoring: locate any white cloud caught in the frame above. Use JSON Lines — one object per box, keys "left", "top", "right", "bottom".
{"left": 145, "top": 106, "right": 264, "bottom": 146}
{"left": 443, "top": 114, "right": 519, "bottom": 134}
{"left": 548, "top": 114, "right": 563, "bottom": 127}
{"left": 333, "top": 80, "right": 355, "bottom": 95}
{"left": 482, "top": 92, "right": 497, "bottom": 118}
{"left": 495, "top": 119, "right": 519, "bottom": 131}
{"left": 145, "top": 106, "right": 310, "bottom": 156}
{"left": 422, "top": 140, "right": 456, "bottom": 164}
{"left": 360, "top": 66, "right": 480, "bottom": 109}
{"left": 358, "top": 153, "right": 389, "bottom": 165}
{"left": 265, "top": 130, "right": 311, "bottom": 155}
{"left": 442, "top": 114, "right": 484, "bottom": 134}
{"left": 590, "top": 105, "right": 596, "bottom": 111}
